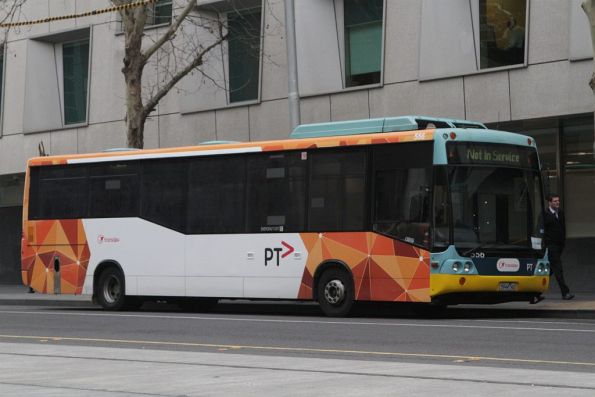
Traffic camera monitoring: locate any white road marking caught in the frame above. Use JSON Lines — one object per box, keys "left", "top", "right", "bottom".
{"left": 1, "top": 309, "right": 595, "bottom": 333}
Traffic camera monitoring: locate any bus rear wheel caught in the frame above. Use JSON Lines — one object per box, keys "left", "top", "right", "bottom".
{"left": 97, "top": 267, "right": 128, "bottom": 310}
{"left": 317, "top": 268, "right": 354, "bottom": 317}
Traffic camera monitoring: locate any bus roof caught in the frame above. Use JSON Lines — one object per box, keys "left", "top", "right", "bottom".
{"left": 27, "top": 116, "right": 504, "bottom": 167}
{"left": 290, "top": 116, "right": 486, "bottom": 139}
{"left": 27, "top": 128, "right": 436, "bottom": 167}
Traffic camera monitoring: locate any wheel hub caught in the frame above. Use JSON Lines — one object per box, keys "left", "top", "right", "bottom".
{"left": 103, "top": 275, "right": 121, "bottom": 304}
{"left": 324, "top": 279, "right": 345, "bottom": 305}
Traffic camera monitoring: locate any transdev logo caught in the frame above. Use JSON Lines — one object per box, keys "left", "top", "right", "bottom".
{"left": 496, "top": 258, "right": 520, "bottom": 272}
{"left": 97, "top": 235, "right": 120, "bottom": 244}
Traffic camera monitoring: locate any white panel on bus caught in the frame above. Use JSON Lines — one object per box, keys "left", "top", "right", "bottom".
{"left": 243, "top": 277, "right": 303, "bottom": 300}
{"left": 185, "top": 234, "right": 307, "bottom": 298}
{"left": 84, "top": 219, "right": 186, "bottom": 297}
{"left": 186, "top": 277, "right": 244, "bottom": 298}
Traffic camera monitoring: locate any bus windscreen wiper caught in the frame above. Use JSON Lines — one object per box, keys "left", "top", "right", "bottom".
{"left": 462, "top": 243, "right": 496, "bottom": 257}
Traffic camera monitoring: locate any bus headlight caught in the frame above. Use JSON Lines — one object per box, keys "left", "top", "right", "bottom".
{"left": 463, "top": 262, "right": 473, "bottom": 273}
{"left": 535, "top": 262, "right": 550, "bottom": 275}
{"left": 452, "top": 262, "right": 461, "bottom": 273}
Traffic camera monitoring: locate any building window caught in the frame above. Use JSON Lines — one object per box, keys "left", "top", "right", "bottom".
{"left": 562, "top": 116, "right": 595, "bottom": 239}
{"left": 147, "top": 0, "right": 173, "bottom": 26}
{"left": 344, "top": 0, "right": 383, "bottom": 87}
{"left": 419, "top": 0, "right": 527, "bottom": 80}
{"left": 479, "top": 0, "right": 527, "bottom": 69}
{"left": 488, "top": 115, "right": 595, "bottom": 240}
{"left": 63, "top": 40, "right": 89, "bottom": 125}
{"left": 228, "top": 8, "right": 262, "bottom": 103}
{"left": 24, "top": 28, "right": 91, "bottom": 133}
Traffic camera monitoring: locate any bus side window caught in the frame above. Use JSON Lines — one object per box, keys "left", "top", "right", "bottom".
{"left": 88, "top": 162, "right": 139, "bottom": 218}
{"left": 246, "top": 152, "right": 307, "bottom": 233}
{"left": 188, "top": 156, "right": 246, "bottom": 234}
{"left": 432, "top": 166, "right": 450, "bottom": 249}
{"left": 372, "top": 142, "right": 433, "bottom": 247}
{"left": 308, "top": 149, "right": 366, "bottom": 231}
{"left": 31, "top": 165, "right": 89, "bottom": 220}
{"left": 141, "top": 159, "right": 187, "bottom": 233}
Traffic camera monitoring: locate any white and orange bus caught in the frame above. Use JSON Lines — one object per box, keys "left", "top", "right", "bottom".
{"left": 21, "top": 116, "right": 550, "bottom": 316}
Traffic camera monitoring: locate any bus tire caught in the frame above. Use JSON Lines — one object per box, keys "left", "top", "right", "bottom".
{"left": 317, "top": 268, "right": 354, "bottom": 317}
{"left": 96, "top": 267, "right": 127, "bottom": 311}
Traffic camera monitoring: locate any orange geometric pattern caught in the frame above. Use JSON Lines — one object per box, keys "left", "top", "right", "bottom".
{"left": 21, "top": 220, "right": 90, "bottom": 294}
{"left": 297, "top": 232, "right": 430, "bottom": 302}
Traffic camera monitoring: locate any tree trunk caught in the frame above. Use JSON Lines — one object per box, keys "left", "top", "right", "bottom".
{"left": 124, "top": 66, "right": 146, "bottom": 149}
{"left": 120, "top": 4, "right": 148, "bottom": 149}
{"left": 114, "top": 0, "right": 227, "bottom": 149}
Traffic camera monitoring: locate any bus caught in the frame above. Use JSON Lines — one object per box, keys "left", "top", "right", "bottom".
{"left": 21, "top": 116, "right": 549, "bottom": 316}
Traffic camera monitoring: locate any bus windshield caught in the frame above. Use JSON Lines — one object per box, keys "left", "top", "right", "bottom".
{"left": 434, "top": 166, "right": 544, "bottom": 253}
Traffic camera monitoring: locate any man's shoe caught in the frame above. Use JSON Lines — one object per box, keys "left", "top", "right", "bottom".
{"left": 562, "top": 293, "right": 575, "bottom": 300}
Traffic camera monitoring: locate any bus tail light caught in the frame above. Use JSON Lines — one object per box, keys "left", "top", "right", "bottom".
{"left": 431, "top": 262, "right": 440, "bottom": 269}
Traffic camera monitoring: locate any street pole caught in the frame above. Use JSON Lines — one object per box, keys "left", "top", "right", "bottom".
{"left": 285, "top": 0, "right": 300, "bottom": 132}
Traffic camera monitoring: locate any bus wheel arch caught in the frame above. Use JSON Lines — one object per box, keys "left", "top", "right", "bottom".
{"left": 94, "top": 261, "right": 128, "bottom": 311}
{"left": 314, "top": 261, "right": 355, "bottom": 317}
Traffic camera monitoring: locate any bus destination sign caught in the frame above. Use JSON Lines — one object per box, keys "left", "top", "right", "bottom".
{"left": 446, "top": 142, "right": 538, "bottom": 169}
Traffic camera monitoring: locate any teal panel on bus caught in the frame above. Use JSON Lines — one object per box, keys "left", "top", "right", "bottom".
{"left": 432, "top": 129, "right": 536, "bottom": 165}
{"left": 290, "top": 116, "right": 486, "bottom": 139}
{"left": 290, "top": 117, "right": 418, "bottom": 139}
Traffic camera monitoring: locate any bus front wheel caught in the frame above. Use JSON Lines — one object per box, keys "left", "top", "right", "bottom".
{"left": 317, "top": 268, "right": 354, "bottom": 317}
{"left": 97, "top": 267, "right": 127, "bottom": 310}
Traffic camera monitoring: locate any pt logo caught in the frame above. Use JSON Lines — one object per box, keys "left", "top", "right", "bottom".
{"left": 264, "top": 241, "right": 294, "bottom": 266}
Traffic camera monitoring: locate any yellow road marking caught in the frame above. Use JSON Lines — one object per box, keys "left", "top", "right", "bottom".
{"left": 0, "top": 334, "right": 594, "bottom": 367}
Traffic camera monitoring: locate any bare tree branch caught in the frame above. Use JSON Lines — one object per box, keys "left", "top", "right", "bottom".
{"left": 143, "top": 0, "right": 195, "bottom": 60}
{"left": 144, "top": 31, "right": 228, "bottom": 117}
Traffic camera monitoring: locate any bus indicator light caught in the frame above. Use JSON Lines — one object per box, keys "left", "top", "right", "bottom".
{"left": 450, "top": 132, "right": 457, "bottom": 140}
{"left": 528, "top": 138, "right": 532, "bottom": 145}
{"left": 459, "top": 277, "right": 466, "bottom": 286}
{"left": 431, "top": 262, "right": 439, "bottom": 269}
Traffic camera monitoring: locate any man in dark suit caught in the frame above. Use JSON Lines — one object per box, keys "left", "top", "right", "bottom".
{"left": 543, "top": 194, "right": 574, "bottom": 300}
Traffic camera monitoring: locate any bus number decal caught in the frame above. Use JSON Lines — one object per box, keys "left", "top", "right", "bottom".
{"left": 470, "top": 252, "right": 485, "bottom": 259}
{"left": 264, "top": 241, "right": 295, "bottom": 266}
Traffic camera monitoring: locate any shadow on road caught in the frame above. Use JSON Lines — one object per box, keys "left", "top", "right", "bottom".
{"left": 53, "top": 299, "right": 562, "bottom": 321}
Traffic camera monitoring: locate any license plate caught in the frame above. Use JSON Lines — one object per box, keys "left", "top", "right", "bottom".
{"left": 498, "top": 282, "right": 518, "bottom": 292}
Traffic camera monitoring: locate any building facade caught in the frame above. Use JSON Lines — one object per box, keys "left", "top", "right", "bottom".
{"left": 0, "top": 0, "right": 594, "bottom": 290}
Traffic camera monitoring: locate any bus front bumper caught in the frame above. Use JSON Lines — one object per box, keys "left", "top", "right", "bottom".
{"left": 430, "top": 274, "right": 550, "bottom": 305}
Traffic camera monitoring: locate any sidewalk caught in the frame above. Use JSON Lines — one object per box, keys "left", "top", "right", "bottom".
{"left": 1, "top": 283, "right": 595, "bottom": 318}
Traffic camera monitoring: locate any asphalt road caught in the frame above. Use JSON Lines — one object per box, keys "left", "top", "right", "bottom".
{"left": 1, "top": 303, "right": 595, "bottom": 395}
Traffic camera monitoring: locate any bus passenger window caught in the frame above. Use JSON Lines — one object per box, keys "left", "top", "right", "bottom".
{"left": 187, "top": 156, "right": 246, "bottom": 234}
{"left": 141, "top": 159, "right": 187, "bottom": 232}
{"left": 308, "top": 149, "right": 366, "bottom": 231}
{"left": 246, "top": 152, "right": 306, "bottom": 233}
